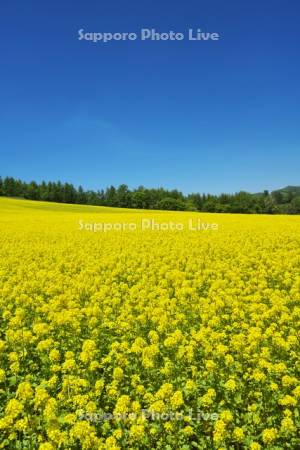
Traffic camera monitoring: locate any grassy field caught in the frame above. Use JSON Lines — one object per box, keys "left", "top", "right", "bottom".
{"left": 0, "top": 197, "right": 300, "bottom": 449}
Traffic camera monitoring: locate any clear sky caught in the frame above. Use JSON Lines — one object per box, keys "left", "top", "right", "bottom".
{"left": 1, "top": 0, "right": 299, "bottom": 194}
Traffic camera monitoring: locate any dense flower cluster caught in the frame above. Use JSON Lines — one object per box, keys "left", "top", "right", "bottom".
{"left": 0, "top": 197, "right": 300, "bottom": 449}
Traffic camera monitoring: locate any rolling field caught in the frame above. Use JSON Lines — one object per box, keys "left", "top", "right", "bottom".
{"left": 0, "top": 197, "right": 300, "bottom": 449}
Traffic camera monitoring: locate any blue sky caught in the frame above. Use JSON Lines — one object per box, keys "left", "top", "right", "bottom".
{"left": 1, "top": 0, "right": 299, "bottom": 194}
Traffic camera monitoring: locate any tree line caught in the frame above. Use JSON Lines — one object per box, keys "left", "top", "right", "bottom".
{"left": 1, "top": 176, "right": 300, "bottom": 214}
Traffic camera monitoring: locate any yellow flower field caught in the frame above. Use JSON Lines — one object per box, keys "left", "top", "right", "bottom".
{"left": 0, "top": 197, "right": 299, "bottom": 449}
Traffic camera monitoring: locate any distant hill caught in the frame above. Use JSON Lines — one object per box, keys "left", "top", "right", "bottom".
{"left": 253, "top": 186, "right": 300, "bottom": 198}
{"left": 272, "top": 186, "right": 300, "bottom": 197}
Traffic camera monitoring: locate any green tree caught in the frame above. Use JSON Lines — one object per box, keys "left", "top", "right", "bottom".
{"left": 289, "top": 196, "right": 300, "bottom": 214}
{"left": 156, "top": 197, "right": 186, "bottom": 211}
{"left": 26, "top": 181, "right": 40, "bottom": 200}
{"left": 117, "top": 184, "right": 131, "bottom": 208}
